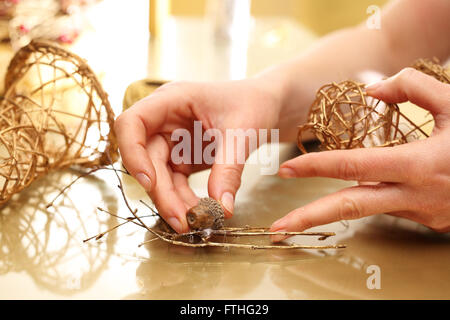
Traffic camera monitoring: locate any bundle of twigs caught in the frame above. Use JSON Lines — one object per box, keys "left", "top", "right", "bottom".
{"left": 47, "top": 163, "right": 346, "bottom": 251}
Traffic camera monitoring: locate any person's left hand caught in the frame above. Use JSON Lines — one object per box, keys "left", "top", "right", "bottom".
{"left": 270, "top": 68, "right": 450, "bottom": 241}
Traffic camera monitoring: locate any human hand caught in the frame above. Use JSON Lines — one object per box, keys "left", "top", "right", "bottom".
{"left": 271, "top": 67, "right": 450, "bottom": 241}
{"left": 114, "top": 78, "right": 282, "bottom": 233}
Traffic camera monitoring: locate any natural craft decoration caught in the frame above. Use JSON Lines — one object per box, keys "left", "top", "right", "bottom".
{"left": 412, "top": 58, "right": 450, "bottom": 84}
{"left": 0, "top": 39, "right": 117, "bottom": 206}
{"left": 297, "top": 58, "right": 448, "bottom": 153}
{"left": 48, "top": 162, "right": 346, "bottom": 251}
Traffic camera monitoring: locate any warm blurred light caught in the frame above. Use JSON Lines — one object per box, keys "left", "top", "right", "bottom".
{"left": 160, "top": 16, "right": 177, "bottom": 80}
{"left": 71, "top": 0, "right": 149, "bottom": 114}
{"left": 262, "top": 28, "right": 282, "bottom": 47}
{"left": 206, "top": 0, "right": 251, "bottom": 80}
{"left": 149, "top": 0, "right": 171, "bottom": 38}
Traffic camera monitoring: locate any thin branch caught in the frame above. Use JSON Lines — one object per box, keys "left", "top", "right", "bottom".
{"left": 46, "top": 166, "right": 129, "bottom": 208}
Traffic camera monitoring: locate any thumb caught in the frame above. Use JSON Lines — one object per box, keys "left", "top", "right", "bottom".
{"left": 366, "top": 67, "right": 450, "bottom": 120}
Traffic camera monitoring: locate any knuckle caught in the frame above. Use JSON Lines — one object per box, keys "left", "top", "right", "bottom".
{"left": 293, "top": 213, "right": 313, "bottom": 231}
{"left": 425, "top": 209, "right": 449, "bottom": 231}
{"left": 156, "top": 80, "right": 197, "bottom": 106}
{"left": 113, "top": 113, "right": 126, "bottom": 132}
{"left": 406, "top": 162, "right": 428, "bottom": 185}
{"left": 337, "top": 196, "right": 364, "bottom": 221}
{"left": 407, "top": 155, "right": 435, "bottom": 186}
{"left": 168, "top": 80, "right": 189, "bottom": 87}
{"left": 157, "top": 80, "right": 189, "bottom": 92}
{"left": 427, "top": 215, "right": 444, "bottom": 230}
{"left": 397, "top": 67, "right": 419, "bottom": 82}
{"left": 338, "top": 160, "right": 360, "bottom": 180}
{"left": 431, "top": 225, "right": 450, "bottom": 233}
{"left": 222, "top": 166, "right": 243, "bottom": 188}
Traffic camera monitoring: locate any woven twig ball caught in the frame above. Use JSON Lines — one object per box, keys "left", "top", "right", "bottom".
{"left": 412, "top": 58, "right": 450, "bottom": 84}
{"left": 297, "top": 59, "right": 448, "bottom": 153}
{"left": 297, "top": 81, "right": 429, "bottom": 153}
{"left": 0, "top": 40, "right": 117, "bottom": 206}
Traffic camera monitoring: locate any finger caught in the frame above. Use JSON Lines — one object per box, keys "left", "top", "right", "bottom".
{"left": 114, "top": 110, "right": 156, "bottom": 192}
{"left": 208, "top": 135, "right": 247, "bottom": 218}
{"left": 114, "top": 91, "right": 175, "bottom": 192}
{"left": 269, "top": 184, "right": 407, "bottom": 242}
{"left": 208, "top": 164, "right": 244, "bottom": 218}
{"left": 146, "top": 135, "right": 189, "bottom": 233}
{"left": 366, "top": 67, "right": 450, "bottom": 119}
{"left": 432, "top": 225, "right": 450, "bottom": 233}
{"left": 387, "top": 211, "right": 432, "bottom": 226}
{"left": 278, "top": 143, "right": 419, "bottom": 183}
{"left": 172, "top": 172, "right": 199, "bottom": 209}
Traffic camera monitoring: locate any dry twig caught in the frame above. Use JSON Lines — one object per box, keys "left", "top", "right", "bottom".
{"left": 49, "top": 162, "right": 346, "bottom": 251}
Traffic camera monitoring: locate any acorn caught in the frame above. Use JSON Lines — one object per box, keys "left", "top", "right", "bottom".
{"left": 186, "top": 197, "right": 225, "bottom": 230}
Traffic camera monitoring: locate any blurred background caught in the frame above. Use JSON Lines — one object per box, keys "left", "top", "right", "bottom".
{"left": 147, "top": 0, "right": 388, "bottom": 82}
{"left": 0, "top": 0, "right": 390, "bottom": 112}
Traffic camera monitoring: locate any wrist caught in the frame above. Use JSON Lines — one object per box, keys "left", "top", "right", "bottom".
{"left": 252, "top": 61, "right": 312, "bottom": 142}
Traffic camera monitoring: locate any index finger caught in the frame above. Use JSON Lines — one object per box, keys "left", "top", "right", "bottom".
{"left": 270, "top": 183, "right": 408, "bottom": 242}
{"left": 279, "top": 142, "right": 422, "bottom": 183}
{"left": 114, "top": 93, "right": 171, "bottom": 191}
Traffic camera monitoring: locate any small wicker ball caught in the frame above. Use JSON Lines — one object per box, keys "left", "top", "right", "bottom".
{"left": 297, "top": 59, "right": 448, "bottom": 154}
{"left": 297, "top": 81, "right": 417, "bottom": 153}
{"left": 412, "top": 58, "right": 450, "bottom": 84}
{"left": 187, "top": 198, "right": 224, "bottom": 230}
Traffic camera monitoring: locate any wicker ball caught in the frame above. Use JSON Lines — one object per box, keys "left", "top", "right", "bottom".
{"left": 0, "top": 40, "right": 117, "bottom": 206}
{"left": 412, "top": 58, "right": 450, "bottom": 84}
{"left": 187, "top": 197, "right": 224, "bottom": 230}
{"left": 297, "top": 59, "right": 448, "bottom": 154}
{"left": 297, "top": 80, "right": 427, "bottom": 153}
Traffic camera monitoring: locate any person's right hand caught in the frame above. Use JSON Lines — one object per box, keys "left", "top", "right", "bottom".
{"left": 270, "top": 68, "right": 450, "bottom": 241}
{"left": 114, "top": 78, "right": 283, "bottom": 233}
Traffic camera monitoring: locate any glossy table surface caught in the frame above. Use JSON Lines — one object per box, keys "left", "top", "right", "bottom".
{"left": 0, "top": 16, "right": 449, "bottom": 300}
{"left": 1, "top": 144, "right": 449, "bottom": 299}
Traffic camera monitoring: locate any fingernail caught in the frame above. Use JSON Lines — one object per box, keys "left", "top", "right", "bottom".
{"left": 271, "top": 230, "right": 288, "bottom": 243}
{"left": 221, "top": 192, "right": 234, "bottom": 215}
{"left": 271, "top": 218, "right": 287, "bottom": 231}
{"left": 136, "top": 173, "right": 152, "bottom": 191}
{"left": 278, "top": 167, "right": 296, "bottom": 178}
{"left": 168, "top": 217, "right": 183, "bottom": 233}
{"left": 270, "top": 218, "right": 289, "bottom": 242}
{"left": 365, "top": 81, "right": 383, "bottom": 92}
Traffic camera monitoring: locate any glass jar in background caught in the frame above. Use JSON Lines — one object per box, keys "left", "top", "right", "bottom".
{"left": 205, "top": 0, "right": 251, "bottom": 42}
{"left": 204, "top": 0, "right": 252, "bottom": 80}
